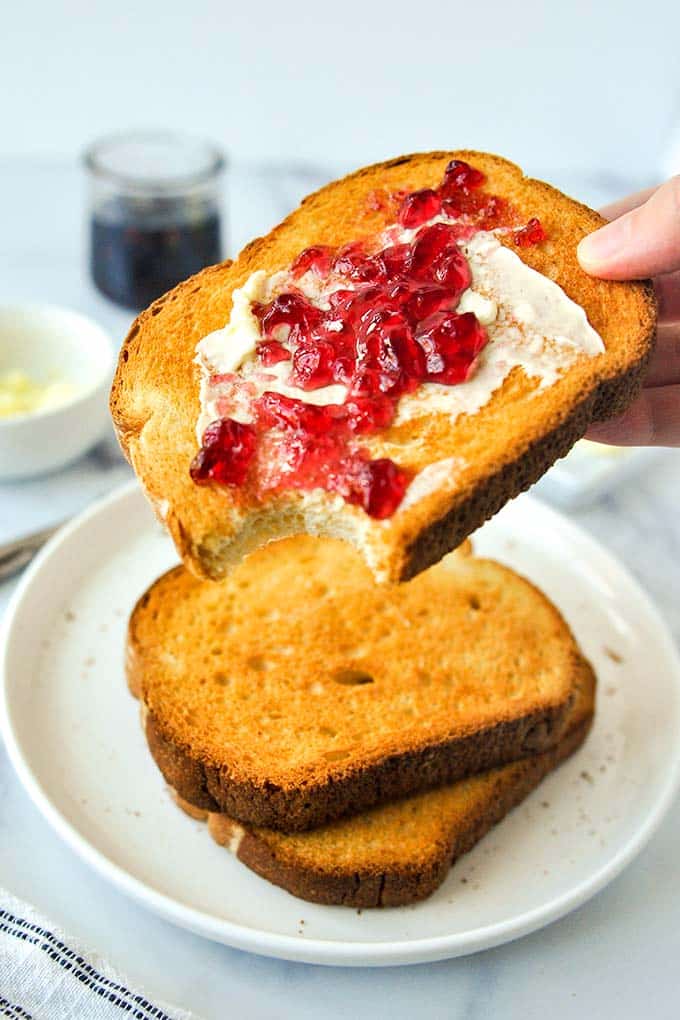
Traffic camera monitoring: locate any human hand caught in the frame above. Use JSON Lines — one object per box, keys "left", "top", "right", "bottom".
{"left": 577, "top": 176, "right": 680, "bottom": 446}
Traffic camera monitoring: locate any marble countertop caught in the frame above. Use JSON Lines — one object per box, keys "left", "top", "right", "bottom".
{"left": 1, "top": 159, "right": 679, "bottom": 1019}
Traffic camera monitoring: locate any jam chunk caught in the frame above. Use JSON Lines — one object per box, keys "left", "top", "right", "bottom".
{"left": 190, "top": 419, "right": 256, "bottom": 486}
{"left": 514, "top": 217, "right": 547, "bottom": 247}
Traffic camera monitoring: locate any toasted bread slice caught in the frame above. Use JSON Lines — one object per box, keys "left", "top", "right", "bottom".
{"left": 128, "top": 536, "right": 591, "bottom": 831}
{"left": 111, "top": 150, "right": 655, "bottom": 584}
{"left": 172, "top": 663, "right": 594, "bottom": 907}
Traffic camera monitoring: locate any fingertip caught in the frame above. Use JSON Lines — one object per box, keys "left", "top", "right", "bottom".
{"left": 577, "top": 222, "right": 623, "bottom": 276}
{"left": 582, "top": 179, "right": 680, "bottom": 279}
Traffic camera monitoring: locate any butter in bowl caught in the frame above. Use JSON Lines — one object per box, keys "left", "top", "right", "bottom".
{"left": 0, "top": 304, "right": 114, "bottom": 480}
{"left": 0, "top": 369, "right": 79, "bottom": 419}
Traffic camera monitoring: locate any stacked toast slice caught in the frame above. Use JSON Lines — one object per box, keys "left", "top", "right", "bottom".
{"left": 172, "top": 672, "right": 593, "bottom": 908}
{"left": 127, "top": 537, "right": 595, "bottom": 905}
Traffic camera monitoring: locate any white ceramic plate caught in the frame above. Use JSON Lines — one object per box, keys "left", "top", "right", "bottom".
{"left": 2, "top": 482, "right": 680, "bottom": 967}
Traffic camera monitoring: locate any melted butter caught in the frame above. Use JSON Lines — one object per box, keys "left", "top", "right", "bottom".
{"left": 393, "top": 230, "right": 603, "bottom": 426}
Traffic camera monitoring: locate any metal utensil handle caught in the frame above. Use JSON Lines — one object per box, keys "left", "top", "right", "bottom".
{"left": 0, "top": 522, "right": 65, "bottom": 581}
{"left": 0, "top": 523, "right": 62, "bottom": 561}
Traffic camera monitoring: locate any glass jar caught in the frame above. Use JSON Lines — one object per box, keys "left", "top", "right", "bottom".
{"left": 84, "top": 131, "right": 225, "bottom": 311}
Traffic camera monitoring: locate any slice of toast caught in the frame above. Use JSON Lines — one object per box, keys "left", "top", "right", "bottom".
{"left": 111, "top": 150, "right": 656, "bottom": 585}
{"left": 172, "top": 663, "right": 594, "bottom": 907}
{"left": 127, "top": 536, "right": 592, "bottom": 831}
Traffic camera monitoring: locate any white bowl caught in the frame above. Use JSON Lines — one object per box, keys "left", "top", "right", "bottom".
{"left": 0, "top": 304, "right": 114, "bottom": 480}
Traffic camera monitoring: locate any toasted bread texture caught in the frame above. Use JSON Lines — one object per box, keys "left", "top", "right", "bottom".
{"left": 172, "top": 663, "right": 594, "bottom": 907}
{"left": 128, "top": 537, "right": 591, "bottom": 831}
{"left": 111, "top": 150, "right": 656, "bottom": 584}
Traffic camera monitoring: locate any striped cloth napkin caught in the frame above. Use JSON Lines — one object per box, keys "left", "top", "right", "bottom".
{"left": 0, "top": 889, "right": 196, "bottom": 1020}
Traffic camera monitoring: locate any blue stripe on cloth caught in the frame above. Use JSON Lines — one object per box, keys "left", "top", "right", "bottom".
{"left": 0, "top": 910, "right": 174, "bottom": 1020}
{"left": 0, "top": 996, "right": 34, "bottom": 1019}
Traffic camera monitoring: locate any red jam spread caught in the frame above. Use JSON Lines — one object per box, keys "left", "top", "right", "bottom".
{"left": 191, "top": 160, "right": 546, "bottom": 518}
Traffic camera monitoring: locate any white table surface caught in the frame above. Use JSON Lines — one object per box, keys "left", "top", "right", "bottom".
{"left": 1, "top": 158, "right": 679, "bottom": 1019}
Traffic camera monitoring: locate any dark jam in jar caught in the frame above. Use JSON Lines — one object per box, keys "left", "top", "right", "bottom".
{"left": 90, "top": 197, "right": 222, "bottom": 311}
{"left": 85, "top": 132, "right": 225, "bottom": 311}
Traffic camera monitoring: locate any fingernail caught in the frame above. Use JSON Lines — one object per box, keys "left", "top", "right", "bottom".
{"left": 577, "top": 219, "right": 627, "bottom": 269}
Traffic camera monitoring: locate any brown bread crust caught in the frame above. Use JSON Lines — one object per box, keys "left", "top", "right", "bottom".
{"left": 110, "top": 150, "right": 657, "bottom": 585}
{"left": 171, "top": 664, "right": 594, "bottom": 907}
{"left": 144, "top": 696, "right": 574, "bottom": 830}
{"left": 404, "top": 354, "right": 651, "bottom": 578}
{"left": 232, "top": 718, "right": 592, "bottom": 907}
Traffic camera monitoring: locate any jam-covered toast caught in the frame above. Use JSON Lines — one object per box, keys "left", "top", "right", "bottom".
{"left": 127, "top": 537, "right": 593, "bottom": 832}
{"left": 111, "top": 151, "right": 655, "bottom": 584}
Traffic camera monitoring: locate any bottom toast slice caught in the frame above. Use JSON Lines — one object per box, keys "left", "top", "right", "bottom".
{"left": 171, "top": 661, "right": 595, "bottom": 908}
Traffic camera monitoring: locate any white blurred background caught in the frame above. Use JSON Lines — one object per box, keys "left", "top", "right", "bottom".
{"left": 3, "top": 0, "right": 680, "bottom": 201}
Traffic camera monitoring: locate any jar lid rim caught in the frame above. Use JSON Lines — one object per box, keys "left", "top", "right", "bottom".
{"left": 83, "top": 131, "right": 226, "bottom": 192}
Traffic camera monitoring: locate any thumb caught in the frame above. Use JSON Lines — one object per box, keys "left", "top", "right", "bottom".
{"left": 577, "top": 175, "right": 680, "bottom": 279}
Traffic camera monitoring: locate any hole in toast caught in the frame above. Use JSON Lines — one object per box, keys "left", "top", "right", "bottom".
{"left": 468, "top": 595, "right": 481, "bottom": 611}
{"left": 213, "top": 672, "right": 230, "bottom": 686}
{"left": 318, "top": 725, "right": 337, "bottom": 738}
{"left": 333, "top": 668, "right": 375, "bottom": 686}
{"left": 247, "top": 655, "right": 267, "bottom": 672}
{"left": 211, "top": 647, "right": 223, "bottom": 656}
{"left": 322, "top": 748, "right": 350, "bottom": 762}
{"left": 122, "top": 349, "right": 129, "bottom": 362}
